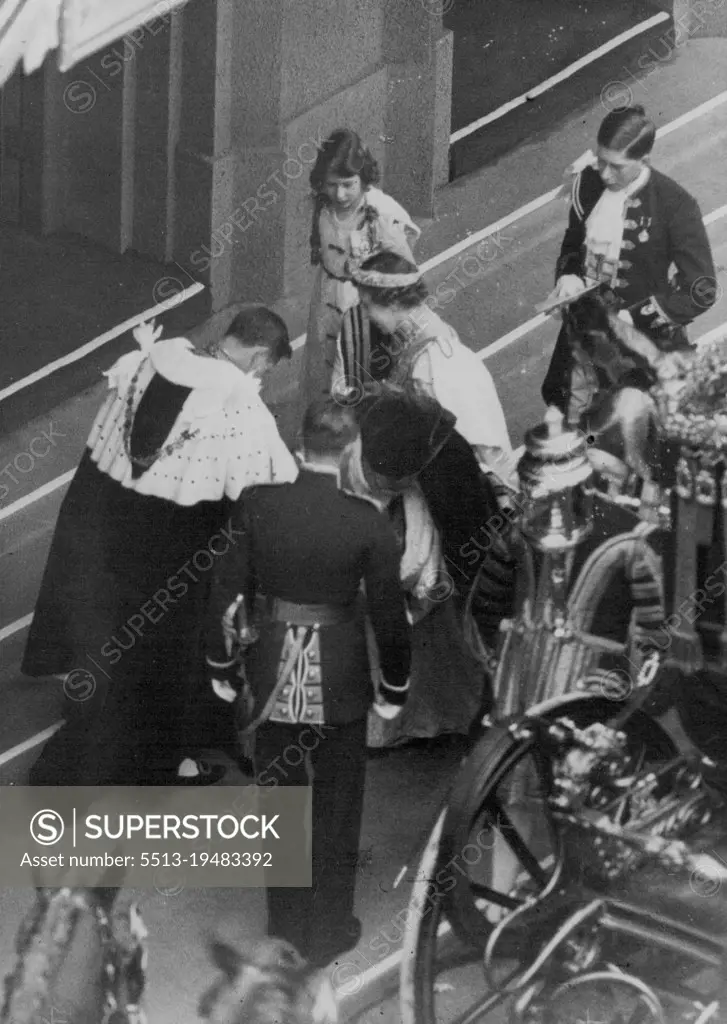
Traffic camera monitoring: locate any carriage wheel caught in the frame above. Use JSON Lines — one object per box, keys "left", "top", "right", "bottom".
{"left": 400, "top": 695, "right": 678, "bottom": 1024}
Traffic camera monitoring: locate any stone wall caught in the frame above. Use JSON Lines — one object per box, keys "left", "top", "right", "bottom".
{"left": 4, "top": 0, "right": 452, "bottom": 314}
{"left": 172, "top": 0, "right": 453, "bottom": 309}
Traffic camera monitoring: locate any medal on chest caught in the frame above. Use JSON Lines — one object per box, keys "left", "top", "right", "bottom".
{"left": 637, "top": 215, "right": 652, "bottom": 244}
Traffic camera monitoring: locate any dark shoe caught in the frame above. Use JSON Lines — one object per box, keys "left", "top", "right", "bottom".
{"left": 307, "top": 917, "right": 362, "bottom": 969}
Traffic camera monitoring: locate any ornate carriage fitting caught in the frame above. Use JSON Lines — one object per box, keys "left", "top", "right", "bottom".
{"left": 400, "top": 384, "right": 727, "bottom": 1024}
{"left": 517, "top": 405, "right": 594, "bottom": 557}
{"left": 492, "top": 402, "right": 659, "bottom": 716}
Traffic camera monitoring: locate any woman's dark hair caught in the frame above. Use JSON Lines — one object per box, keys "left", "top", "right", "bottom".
{"left": 597, "top": 105, "right": 656, "bottom": 159}
{"left": 358, "top": 383, "right": 456, "bottom": 479}
{"left": 356, "top": 251, "right": 429, "bottom": 309}
{"left": 225, "top": 305, "right": 292, "bottom": 363}
{"left": 309, "top": 128, "right": 380, "bottom": 193}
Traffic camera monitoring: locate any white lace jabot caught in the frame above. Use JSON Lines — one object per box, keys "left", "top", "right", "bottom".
{"left": 584, "top": 165, "right": 650, "bottom": 286}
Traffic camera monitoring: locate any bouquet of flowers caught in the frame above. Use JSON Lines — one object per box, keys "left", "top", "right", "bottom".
{"left": 655, "top": 339, "right": 727, "bottom": 450}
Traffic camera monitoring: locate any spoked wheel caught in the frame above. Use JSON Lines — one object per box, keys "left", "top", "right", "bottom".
{"left": 400, "top": 695, "right": 678, "bottom": 1024}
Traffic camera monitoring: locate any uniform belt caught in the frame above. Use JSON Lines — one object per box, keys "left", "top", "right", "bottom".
{"left": 265, "top": 597, "right": 355, "bottom": 626}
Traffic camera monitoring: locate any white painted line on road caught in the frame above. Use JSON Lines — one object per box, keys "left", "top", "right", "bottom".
{"left": 526, "top": 13, "right": 670, "bottom": 102}
{"left": 291, "top": 92, "right": 727, "bottom": 354}
{"left": 418, "top": 92, "right": 727, "bottom": 283}
{"left": 657, "top": 90, "right": 727, "bottom": 140}
{"left": 0, "top": 613, "right": 33, "bottom": 644}
{"left": 0, "top": 282, "right": 205, "bottom": 403}
{"left": 450, "top": 95, "right": 530, "bottom": 144}
{"left": 1, "top": 99, "right": 727, "bottom": 677}
{"left": 0, "top": 720, "right": 63, "bottom": 769}
{"left": 2, "top": 204, "right": 727, "bottom": 546}
{"left": 450, "top": 12, "right": 670, "bottom": 144}
{"left": 482, "top": 312, "right": 549, "bottom": 360}
{"left": 0, "top": 468, "right": 75, "bottom": 524}
{"left": 419, "top": 190, "right": 563, "bottom": 273}
{"left": 704, "top": 202, "right": 727, "bottom": 228}
{"left": 3, "top": 201, "right": 727, "bottom": 541}
{"left": 479, "top": 201, "right": 727, "bottom": 361}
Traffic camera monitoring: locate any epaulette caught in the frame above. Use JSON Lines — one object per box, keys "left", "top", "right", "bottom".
{"left": 572, "top": 168, "right": 585, "bottom": 219}
{"left": 572, "top": 164, "right": 603, "bottom": 222}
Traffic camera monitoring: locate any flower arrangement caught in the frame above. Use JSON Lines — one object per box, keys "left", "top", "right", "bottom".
{"left": 655, "top": 339, "right": 727, "bottom": 450}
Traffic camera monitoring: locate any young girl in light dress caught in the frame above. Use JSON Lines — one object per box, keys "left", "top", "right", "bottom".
{"left": 303, "top": 128, "right": 420, "bottom": 408}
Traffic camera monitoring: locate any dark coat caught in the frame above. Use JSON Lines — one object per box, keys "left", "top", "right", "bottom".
{"left": 558, "top": 165, "right": 716, "bottom": 332}
{"left": 207, "top": 468, "right": 412, "bottom": 725}
{"left": 543, "top": 165, "right": 716, "bottom": 410}
{"left": 24, "top": 452, "right": 231, "bottom": 786}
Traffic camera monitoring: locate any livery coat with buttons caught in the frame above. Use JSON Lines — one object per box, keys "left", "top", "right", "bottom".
{"left": 543, "top": 165, "right": 716, "bottom": 411}
{"left": 206, "top": 468, "right": 412, "bottom": 728}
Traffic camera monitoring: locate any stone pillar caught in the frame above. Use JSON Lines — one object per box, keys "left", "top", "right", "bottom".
{"left": 3, "top": 61, "right": 75, "bottom": 235}
{"left": 132, "top": 7, "right": 184, "bottom": 261}
{"left": 174, "top": 0, "right": 291, "bottom": 309}
{"left": 382, "top": 0, "right": 453, "bottom": 217}
{"left": 48, "top": 47, "right": 136, "bottom": 252}
{"left": 0, "top": 71, "right": 22, "bottom": 224}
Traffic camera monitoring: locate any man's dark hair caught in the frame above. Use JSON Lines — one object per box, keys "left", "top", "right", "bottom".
{"left": 301, "top": 397, "right": 359, "bottom": 457}
{"left": 225, "top": 305, "right": 292, "bottom": 363}
{"left": 597, "top": 105, "right": 655, "bottom": 160}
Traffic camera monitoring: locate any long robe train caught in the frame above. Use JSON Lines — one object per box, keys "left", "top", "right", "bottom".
{"left": 24, "top": 452, "right": 234, "bottom": 786}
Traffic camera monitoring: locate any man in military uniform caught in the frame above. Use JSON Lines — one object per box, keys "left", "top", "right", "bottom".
{"left": 206, "top": 397, "right": 411, "bottom": 968}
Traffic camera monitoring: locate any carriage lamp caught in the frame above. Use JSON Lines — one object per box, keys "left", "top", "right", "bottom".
{"left": 517, "top": 406, "right": 594, "bottom": 553}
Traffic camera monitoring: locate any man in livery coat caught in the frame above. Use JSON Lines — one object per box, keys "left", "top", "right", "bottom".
{"left": 206, "top": 397, "right": 411, "bottom": 968}
{"left": 542, "top": 105, "right": 716, "bottom": 418}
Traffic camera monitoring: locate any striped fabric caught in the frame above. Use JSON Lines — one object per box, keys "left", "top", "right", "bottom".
{"left": 339, "top": 303, "right": 371, "bottom": 390}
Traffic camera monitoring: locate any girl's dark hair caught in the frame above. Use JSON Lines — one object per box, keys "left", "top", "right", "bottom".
{"left": 356, "top": 251, "right": 429, "bottom": 309}
{"left": 309, "top": 128, "right": 380, "bottom": 193}
{"left": 597, "top": 105, "right": 656, "bottom": 159}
